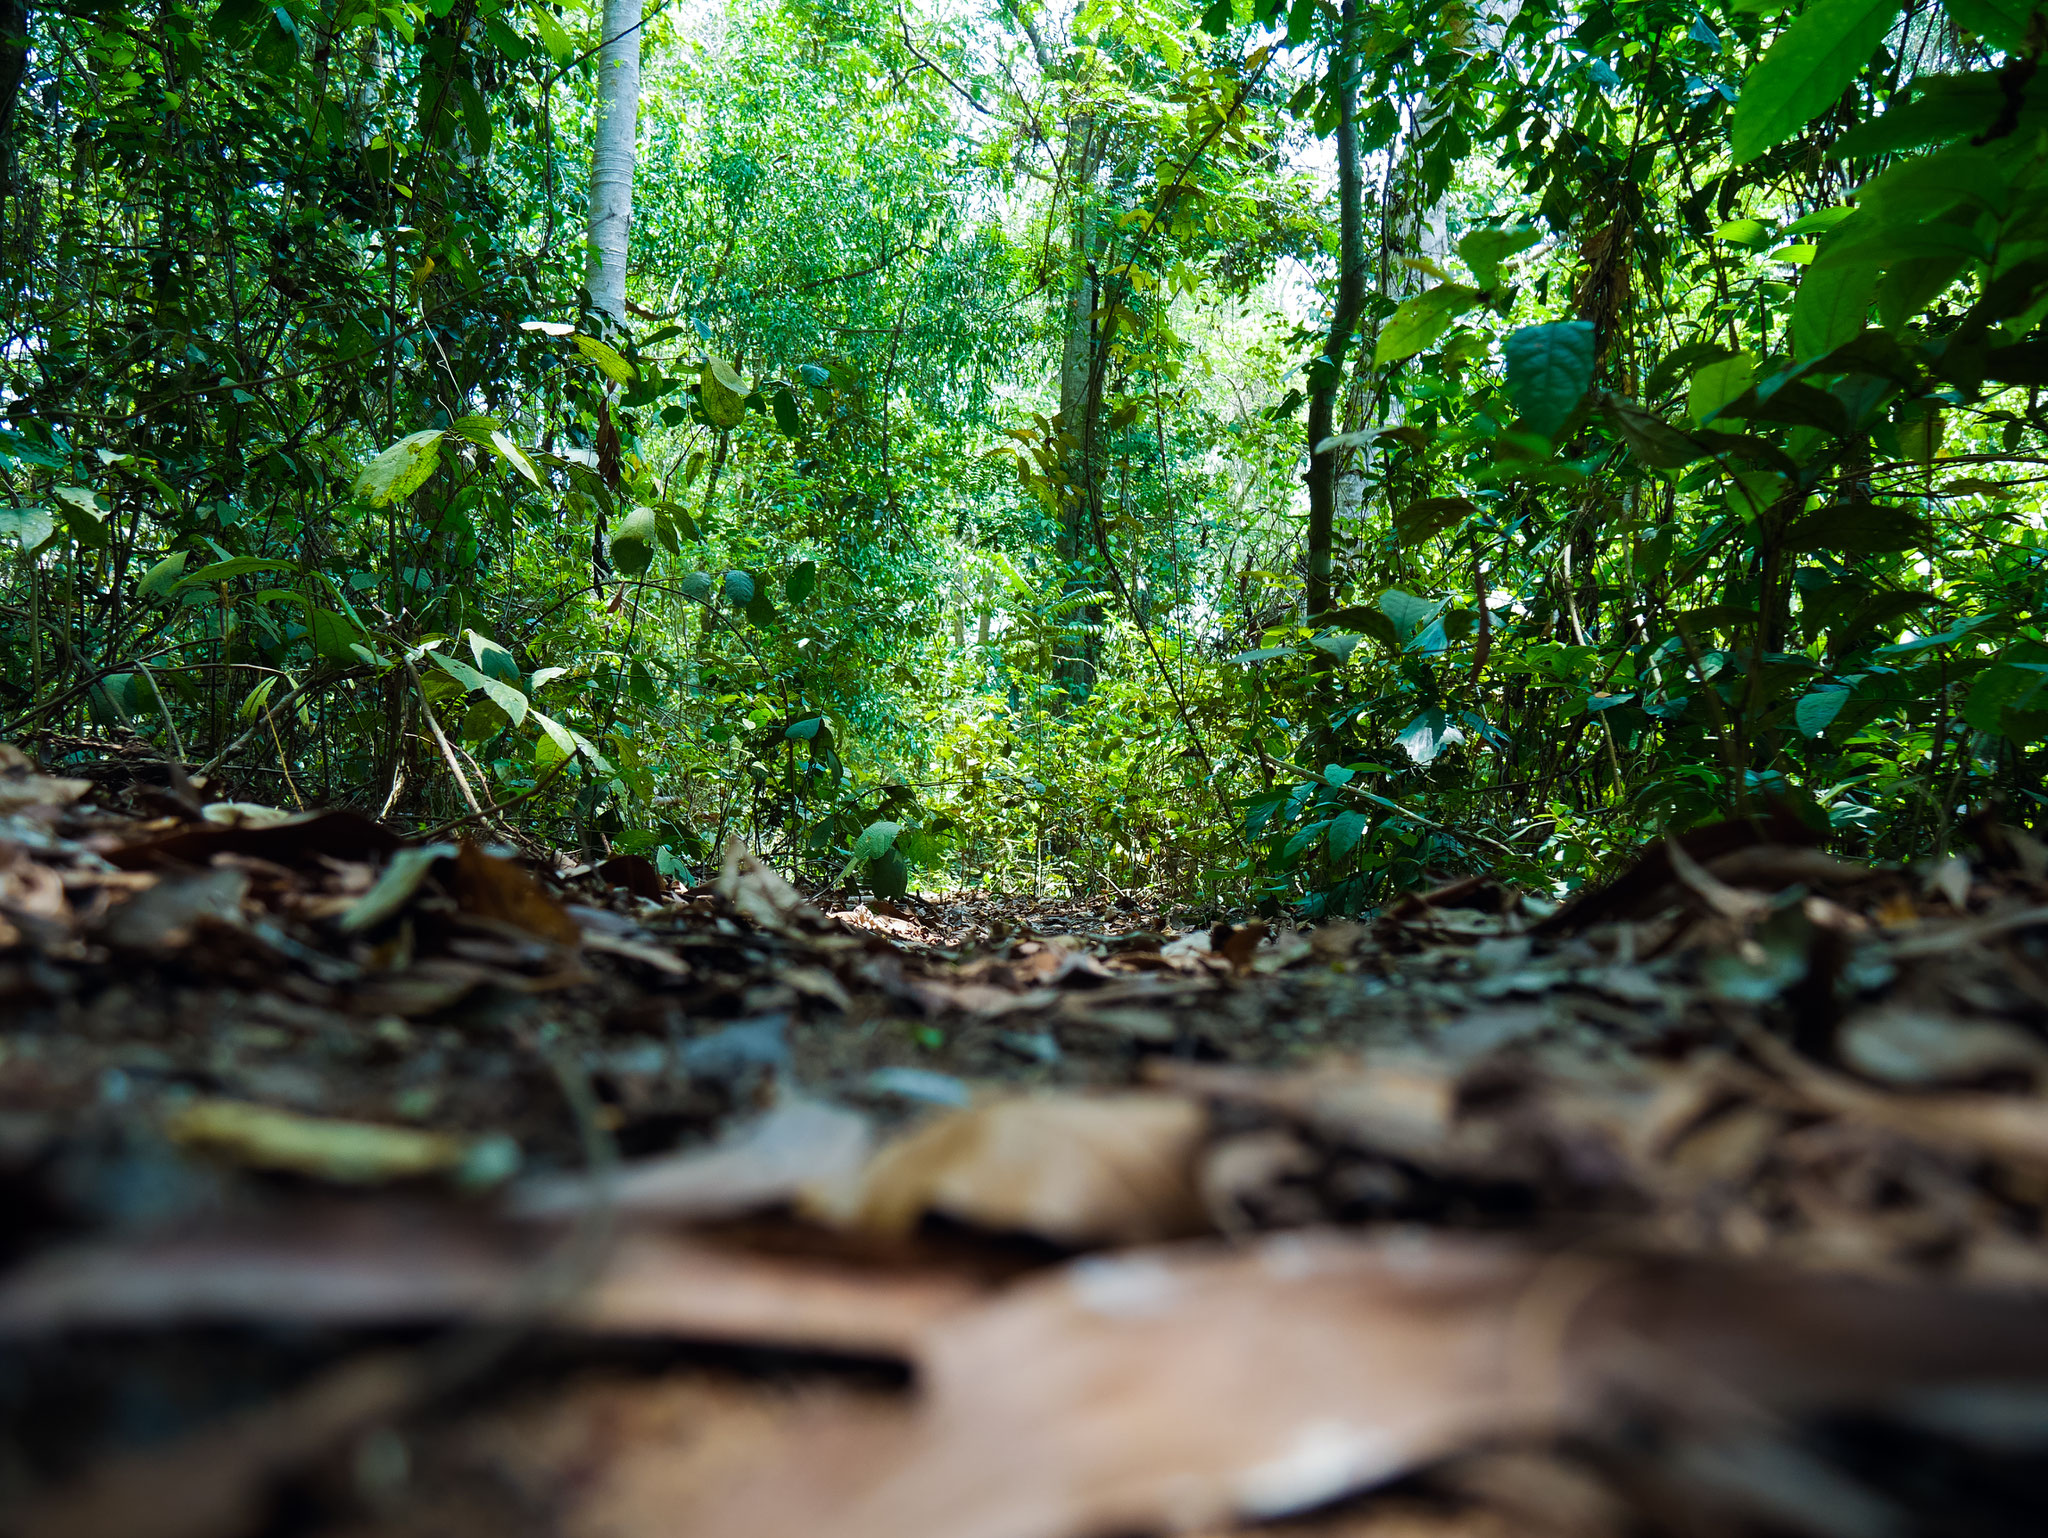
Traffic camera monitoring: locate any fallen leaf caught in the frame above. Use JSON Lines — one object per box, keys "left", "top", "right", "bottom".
{"left": 449, "top": 840, "right": 581, "bottom": 945}
{"left": 98, "top": 867, "right": 249, "bottom": 952}
{"left": 718, "top": 838, "right": 825, "bottom": 936}
{"left": 657, "top": 1231, "right": 2048, "bottom": 1538}
{"left": 826, "top": 1093, "right": 1210, "bottom": 1245}
{"left": 512, "top": 1098, "right": 873, "bottom": 1222}
{"left": 164, "top": 1098, "right": 507, "bottom": 1185}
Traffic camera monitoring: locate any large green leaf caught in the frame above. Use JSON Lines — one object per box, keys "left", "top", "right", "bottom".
{"left": 1785, "top": 266, "right": 1875, "bottom": 362}
{"left": 353, "top": 430, "right": 445, "bottom": 506}
{"left": 137, "top": 550, "right": 189, "bottom": 597}
{"left": 1785, "top": 502, "right": 1923, "bottom": 554}
{"left": 430, "top": 649, "right": 528, "bottom": 728}
{"left": 1457, "top": 225, "right": 1541, "bottom": 289}
{"left": 0, "top": 504, "right": 57, "bottom": 553}
{"left": 1731, "top": 0, "right": 1904, "bottom": 164}
{"left": 853, "top": 819, "right": 902, "bottom": 859}
{"left": 1689, "top": 353, "right": 1756, "bottom": 424}
{"left": 700, "top": 358, "right": 747, "bottom": 428}
{"left": 1794, "top": 688, "right": 1851, "bottom": 736}
{"left": 1377, "top": 587, "right": 1438, "bottom": 639}
{"left": 1942, "top": 0, "right": 2044, "bottom": 50}
{"left": 610, "top": 506, "right": 660, "bottom": 577}
{"left": 50, "top": 486, "right": 107, "bottom": 548}
{"left": 1502, "top": 321, "right": 1597, "bottom": 438}
{"left": 572, "top": 334, "right": 636, "bottom": 385}
{"left": 1373, "top": 285, "right": 1483, "bottom": 365}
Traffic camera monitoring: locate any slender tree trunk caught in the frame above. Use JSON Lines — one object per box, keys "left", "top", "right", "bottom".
{"left": 1, "top": 0, "right": 30, "bottom": 231}
{"left": 1305, "top": 0, "right": 1364, "bottom": 630}
{"left": 586, "top": 0, "right": 642, "bottom": 324}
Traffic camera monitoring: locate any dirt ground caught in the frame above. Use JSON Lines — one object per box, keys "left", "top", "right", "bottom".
{"left": 6, "top": 739, "right": 2048, "bottom": 1538}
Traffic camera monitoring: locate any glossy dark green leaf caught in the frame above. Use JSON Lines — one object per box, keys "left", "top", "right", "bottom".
{"left": 1502, "top": 320, "right": 1597, "bottom": 438}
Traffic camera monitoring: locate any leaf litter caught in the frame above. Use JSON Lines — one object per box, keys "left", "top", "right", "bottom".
{"left": 6, "top": 739, "right": 2048, "bottom": 1536}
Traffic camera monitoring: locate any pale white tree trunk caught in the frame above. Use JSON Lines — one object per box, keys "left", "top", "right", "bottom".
{"left": 586, "top": 0, "right": 643, "bottom": 323}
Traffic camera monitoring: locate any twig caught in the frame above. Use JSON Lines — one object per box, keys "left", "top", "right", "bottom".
{"left": 402, "top": 658, "right": 486, "bottom": 820}
{"left": 422, "top": 753, "right": 574, "bottom": 841}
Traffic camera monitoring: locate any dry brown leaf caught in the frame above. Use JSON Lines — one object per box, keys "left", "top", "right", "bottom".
{"left": 98, "top": 866, "right": 248, "bottom": 952}
{"left": 638, "top": 1233, "right": 2048, "bottom": 1538}
{"left": 826, "top": 1092, "right": 1210, "bottom": 1245}
{"left": 12, "top": 1352, "right": 418, "bottom": 1538}
{"left": 718, "top": 838, "right": 824, "bottom": 936}
{"left": 448, "top": 840, "right": 581, "bottom": 945}
{"left": 0, "top": 1222, "right": 977, "bottom": 1358}
{"left": 512, "top": 1098, "right": 873, "bottom": 1222}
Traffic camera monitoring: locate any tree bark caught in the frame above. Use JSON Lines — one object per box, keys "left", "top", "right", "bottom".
{"left": 0, "top": 0, "right": 28, "bottom": 220}
{"left": 586, "top": 0, "right": 643, "bottom": 324}
{"left": 1305, "top": 0, "right": 1365, "bottom": 631}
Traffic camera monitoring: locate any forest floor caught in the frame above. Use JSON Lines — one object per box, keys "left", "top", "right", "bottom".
{"left": 5, "top": 740, "right": 2048, "bottom": 1538}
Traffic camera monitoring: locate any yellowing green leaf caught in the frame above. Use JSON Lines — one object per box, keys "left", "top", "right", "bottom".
{"left": 572, "top": 333, "right": 636, "bottom": 384}
{"left": 352, "top": 430, "right": 445, "bottom": 505}
{"left": 701, "top": 357, "right": 748, "bottom": 428}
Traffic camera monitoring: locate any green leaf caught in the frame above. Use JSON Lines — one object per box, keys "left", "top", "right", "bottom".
{"left": 1965, "top": 662, "right": 2048, "bottom": 734}
{"left": 308, "top": 609, "right": 365, "bottom": 663}
{"left": 487, "top": 430, "right": 542, "bottom": 487}
{"left": 1457, "top": 225, "right": 1540, "bottom": 288}
{"left": 1502, "top": 321, "right": 1597, "bottom": 438}
{"left": 532, "top": 8, "right": 573, "bottom": 62}
{"left": 429, "top": 649, "right": 528, "bottom": 728}
{"left": 0, "top": 504, "right": 56, "bottom": 554}
{"left": 1943, "top": 0, "right": 2044, "bottom": 49}
{"left": 1327, "top": 808, "right": 1370, "bottom": 859}
{"left": 137, "top": 550, "right": 188, "bottom": 597}
{"left": 610, "top": 506, "right": 660, "bottom": 577}
{"left": 1730, "top": 0, "right": 1904, "bottom": 165}
{"left": 1377, "top": 587, "right": 1438, "bottom": 639}
{"left": 1309, "top": 632, "right": 1364, "bottom": 660}
{"left": 571, "top": 334, "right": 636, "bottom": 385}
{"left": 769, "top": 384, "right": 802, "bottom": 436}
{"left": 679, "top": 570, "right": 715, "bottom": 602}
{"left": 1794, "top": 688, "right": 1850, "bottom": 736}
{"left": 1395, "top": 496, "right": 1477, "bottom": 543}
{"left": 1689, "top": 352, "right": 1756, "bottom": 423}
{"left": 1785, "top": 502, "right": 1922, "bottom": 554}
{"left": 853, "top": 819, "right": 902, "bottom": 859}
{"left": 866, "top": 847, "right": 910, "bottom": 898}
{"left": 530, "top": 709, "right": 578, "bottom": 767}
{"left": 174, "top": 557, "right": 298, "bottom": 589}
{"left": 700, "top": 358, "right": 747, "bottom": 428}
{"left": 1373, "top": 285, "right": 1483, "bottom": 364}
{"left": 1714, "top": 218, "right": 1775, "bottom": 249}
{"left": 785, "top": 560, "right": 818, "bottom": 603}
{"left": 1395, "top": 709, "right": 1462, "bottom": 765}
{"left": 237, "top": 675, "right": 279, "bottom": 723}
{"left": 466, "top": 630, "right": 521, "bottom": 686}
{"left": 1602, "top": 395, "right": 1709, "bottom": 468}
{"left": 51, "top": 486, "right": 108, "bottom": 548}
{"left": 353, "top": 430, "right": 445, "bottom": 506}
{"left": 722, "top": 569, "right": 756, "bottom": 605}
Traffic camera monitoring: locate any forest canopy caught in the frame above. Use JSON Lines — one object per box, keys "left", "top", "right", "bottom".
{"left": 5, "top": 0, "right": 2048, "bottom": 911}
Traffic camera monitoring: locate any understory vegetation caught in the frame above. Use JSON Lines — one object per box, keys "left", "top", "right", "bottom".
{"left": 7, "top": 0, "right": 2048, "bottom": 912}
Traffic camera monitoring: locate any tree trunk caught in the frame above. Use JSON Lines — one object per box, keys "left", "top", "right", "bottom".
{"left": 1305, "top": 0, "right": 1365, "bottom": 631}
{"left": 586, "top": 0, "right": 642, "bottom": 324}
{"left": 0, "top": 0, "right": 28, "bottom": 221}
